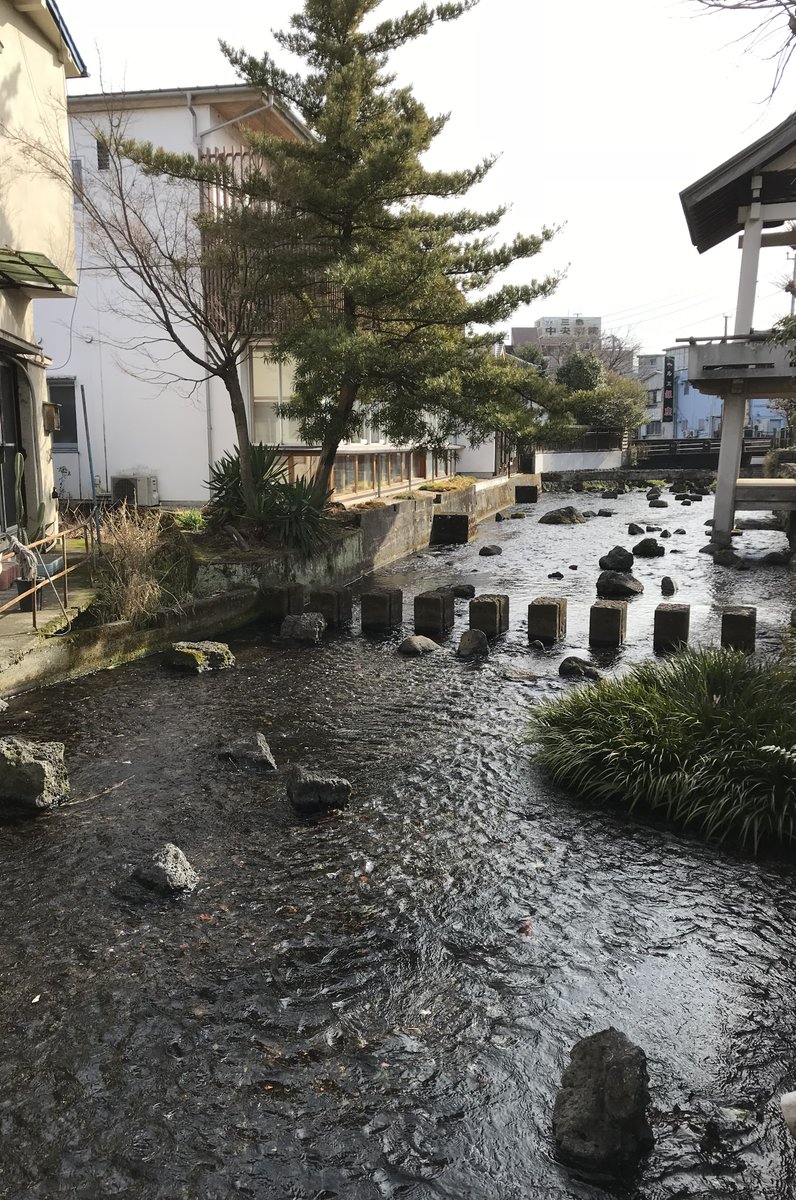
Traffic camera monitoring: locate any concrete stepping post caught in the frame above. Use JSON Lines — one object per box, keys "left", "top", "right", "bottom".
{"left": 527, "top": 596, "right": 567, "bottom": 645}
{"left": 429, "top": 513, "right": 474, "bottom": 545}
{"left": 414, "top": 589, "right": 455, "bottom": 636}
{"left": 260, "top": 585, "right": 306, "bottom": 621}
{"left": 721, "top": 606, "right": 756, "bottom": 653}
{"left": 589, "top": 599, "right": 627, "bottom": 647}
{"left": 654, "top": 603, "right": 690, "bottom": 653}
{"left": 361, "top": 588, "right": 403, "bottom": 631}
{"left": 309, "top": 587, "right": 353, "bottom": 627}
{"left": 469, "top": 593, "right": 510, "bottom": 639}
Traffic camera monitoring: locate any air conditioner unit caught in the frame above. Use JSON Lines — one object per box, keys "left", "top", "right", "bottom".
{"left": 110, "top": 474, "right": 160, "bottom": 507}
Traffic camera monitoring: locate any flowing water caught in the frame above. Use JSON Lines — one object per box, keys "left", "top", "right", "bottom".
{"left": 1, "top": 489, "right": 796, "bottom": 1199}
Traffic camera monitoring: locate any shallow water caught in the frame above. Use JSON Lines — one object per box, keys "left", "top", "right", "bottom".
{"left": 1, "top": 489, "right": 795, "bottom": 1199}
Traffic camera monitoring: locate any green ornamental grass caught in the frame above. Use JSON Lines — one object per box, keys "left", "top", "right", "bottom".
{"left": 531, "top": 648, "right": 796, "bottom": 853}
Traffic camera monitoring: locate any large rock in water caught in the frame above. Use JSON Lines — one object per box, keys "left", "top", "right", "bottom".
{"left": 632, "top": 537, "right": 665, "bottom": 558}
{"left": 553, "top": 1028, "right": 654, "bottom": 1176}
{"left": 165, "top": 640, "right": 235, "bottom": 672}
{"left": 457, "top": 629, "right": 489, "bottom": 659}
{"left": 287, "top": 767, "right": 351, "bottom": 815}
{"left": 596, "top": 571, "right": 644, "bottom": 598}
{"left": 398, "top": 635, "right": 438, "bottom": 656}
{"left": 134, "top": 843, "right": 198, "bottom": 894}
{"left": 280, "top": 613, "right": 326, "bottom": 643}
{"left": 559, "top": 657, "right": 601, "bottom": 681}
{"left": 0, "top": 736, "right": 69, "bottom": 811}
{"left": 598, "top": 546, "right": 633, "bottom": 572}
{"left": 539, "top": 506, "right": 586, "bottom": 526}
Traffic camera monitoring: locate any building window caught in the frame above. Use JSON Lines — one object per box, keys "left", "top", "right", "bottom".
{"left": 47, "top": 380, "right": 79, "bottom": 447}
{"left": 96, "top": 139, "right": 110, "bottom": 171}
{"left": 647, "top": 389, "right": 659, "bottom": 407}
{"left": 70, "top": 158, "right": 84, "bottom": 204}
{"left": 251, "top": 352, "right": 302, "bottom": 445}
{"left": 647, "top": 420, "right": 662, "bottom": 437}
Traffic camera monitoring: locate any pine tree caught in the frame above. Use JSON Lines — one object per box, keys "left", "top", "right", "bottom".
{"left": 224, "top": 0, "right": 557, "bottom": 492}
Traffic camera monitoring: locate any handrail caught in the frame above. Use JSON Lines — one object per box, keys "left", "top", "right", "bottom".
{"left": 0, "top": 515, "right": 96, "bottom": 630}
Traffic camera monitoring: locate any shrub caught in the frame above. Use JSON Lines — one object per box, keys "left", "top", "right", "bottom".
{"left": 269, "top": 477, "right": 335, "bottom": 555}
{"left": 205, "top": 443, "right": 286, "bottom": 529}
{"left": 531, "top": 648, "right": 796, "bottom": 853}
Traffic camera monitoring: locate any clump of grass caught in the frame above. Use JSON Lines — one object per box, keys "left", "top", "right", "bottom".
{"left": 95, "top": 507, "right": 189, "bottom": 625}
{"left": 531, "top": 648, "right": 796, "bottom": 853}
{"left": 418, "top": 474, "right": 477, "bottom": 493}
{"left": 172, "top": 509, "right": 206, "bottom": 531}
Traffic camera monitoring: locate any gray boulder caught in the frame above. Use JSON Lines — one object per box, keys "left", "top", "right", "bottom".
{"left": 645, "top": 525, "right": 661, "bottom": 532}
{"left": 553, "top": 1028, "right": 654, "bottom": 1176}
{"left": 398, "top": 635, "right": 438, "bottom": 656}
{"left": 645, "top": 488, "right": 661, "bottom": 500}
{"left": 510, "top": 511, "right": 526, "bottom": 520}
{"left": 632, "top": 537, "right": 665, "bottom": 558}
{"left": 548, "top": 571, "right": 564, "bottom": 579}
{"left": 280, "top": 613, "right": 326, "bottom": 643}
{"left": 597, "top": 509, "right": 615, "bottom": 518}
{"left": 218, "top": 732, "right": 277, "bottom": 771}
{"left": 134, "top": 843, "right": 198, "bottom": 894}
{"left": 661, "top": 576, "right": 677, "bottom": 595}
{"left": 627, "top": 523, "right": 645, "bottom": 536}
{"left": 165, "top": 640, "right": 236, "bottom": 672}
{"left": 479, "top": 544, "right": 503, "bottom": 556}
{"left": 649, "top": 499, "right": 669, "bottom": 509}
{"left": 674, "top": 528, "right": 686, "bottom": 535}
{"left": 660, "top": 529, "right": 671, "bottom": 539}
{"left": 539, "top": 506, "right": 586, "bottom": 526}
{"left": 451, "top": 583, "right": 476, "bottom": 599}
{"left": 457, "top": 629, "right": 489, "bottom": 659}
{"left": 598, "top": 546, "right": 633, "bottom": 572}
{"left": 495, "top": 511, "right": 505, "bottom": 522}
{"left": 287, "top": 767, "right": 351, "bottom": 815}
{"left": 529, "top": 639, "right": 546, "bottom": 652}
{"left": 596, "top": 571, "right": 644, "bottom": 598}
{"left": 581, "top": 510, "right": 597, "bottom": 518}
{"left": 601, "top": 490, "right": 619, "bottom": 500}
{"left": 761, "top": 549, "right": 792, "bottom": 566}
{"left": 559, "top": 657, "right": 601, "bottom": 681}
{"left": 0, "top": 736, "right": 69, "bottom": 811}
{"left": 713, "top": 546, "right": 742, "bottom": 567}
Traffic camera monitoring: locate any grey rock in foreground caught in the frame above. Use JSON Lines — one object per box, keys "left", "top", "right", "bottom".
{"left": 479, "top": 544, "right": 503, "bottom": 556}
{"left": 457, "top": 629, "right": 489, "bottom": 659}
{"left": 649, "top": 499, "right": 669, "bottom": 509}
{"left": 0, "top": 736, "right": 69, "bottom": 811}
{"left": 539, "top": 506, "right": 585, "bottom": 526}
{"left": 452, "top": 583, "right": 476, "bottom": 599}
{"left": 553, "top": 1028, "right": 654, "bottom": 1177}
{"left": 280, "top": 613, "right": 326, "bottom": 643}
{"left": 661, "top": 576, "right": 678, "bottom": 595}
{"left": 218, "top": 732, "right": 277, "bottom": 771}
{"left": 627, "top": 523, "right": 644, "bottom": 536}
{"left": 287, "top": 767, "right": 351, "bottom": 815}
{"left": 398, "top": 635, "right": 438, "bottom": 656}
{"left": 134, "top": 843, "right": 198, "bottom": 894}
{"left": 598, "top": 546, "right": 633, "bottom": 573}
{"left": 596, "top": 571, "right": 644, "bottom": 598}
{"left": 559, "top": 657, "right": 601, "bottom": 681}
{"left": 165, "top": 640, "right": 236, "bottom": 672}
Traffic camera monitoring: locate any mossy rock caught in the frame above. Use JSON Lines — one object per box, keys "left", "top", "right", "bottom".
{"left": 165, "top": 640, "right": 236, "bottom": 673}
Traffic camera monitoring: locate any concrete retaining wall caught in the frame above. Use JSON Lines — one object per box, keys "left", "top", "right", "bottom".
{"left": 536, "top": 450, "right": 625, "bottom": 473}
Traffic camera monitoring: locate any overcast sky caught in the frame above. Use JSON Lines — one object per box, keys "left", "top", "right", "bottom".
{"left": 63, "top": 0, "right": 796, "bottom": 354}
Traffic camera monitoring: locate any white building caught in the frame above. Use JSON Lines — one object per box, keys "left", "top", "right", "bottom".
{"left": 1, "top": 0, "right": 85, "bottom": 533}
{"left": 637, "top": 352, "right": 665, "bottom": 437}
{"left": 36, "top": 85, "right": 458, "bottom": 507}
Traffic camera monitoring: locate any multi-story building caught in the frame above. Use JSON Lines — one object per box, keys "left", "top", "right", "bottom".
{"left": 0, "top": 0, "right": 85, "bottom": 531}
{"left": 511, "top": 317, "right": 634, "bottom": 376}
{"left": 636, "top": 344, "right": 787, "bottom": 439}
{"left": 35, "top": 85, "right": 460, "bottom": 506}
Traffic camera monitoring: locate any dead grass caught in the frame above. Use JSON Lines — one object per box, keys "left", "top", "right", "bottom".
{"left": 94, "top": 507, "right": 181, "bottom": 625}
{"left": 417, "top": 475, "right": 477, "bottom": 493}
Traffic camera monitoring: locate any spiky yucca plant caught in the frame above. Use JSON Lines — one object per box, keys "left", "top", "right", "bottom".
{"left": 531, "top": 648, "right": 796, "bottom": 853}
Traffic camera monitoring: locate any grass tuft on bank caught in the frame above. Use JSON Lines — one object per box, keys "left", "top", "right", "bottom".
{"left": 531, "top": 648, "right": 796, "bottom": 853}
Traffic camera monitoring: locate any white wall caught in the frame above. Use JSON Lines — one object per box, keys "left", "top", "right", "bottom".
{"left": 535, "top": 449, "right": 625, "bottom": 472}
{"left": 36, "top": 99, "right": 253, "bottom": 503}
{"left": 455, "top": 439, "right": 496, "bottom": 476}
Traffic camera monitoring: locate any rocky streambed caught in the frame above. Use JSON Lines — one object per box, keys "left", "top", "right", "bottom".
{"left": 0, "top": 488, "right": 795, "bottom": 1199}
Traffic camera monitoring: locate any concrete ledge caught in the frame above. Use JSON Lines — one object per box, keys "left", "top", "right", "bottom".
{"left": 0, "top": 588, "right": 263, "bottom": 697}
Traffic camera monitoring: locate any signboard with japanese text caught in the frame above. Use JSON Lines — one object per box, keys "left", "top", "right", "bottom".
{"left": 662, "top": 356, "right": 675, "bottom": 422}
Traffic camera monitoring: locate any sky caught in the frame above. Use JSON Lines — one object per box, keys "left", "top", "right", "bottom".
{"left": 61, "top": 0, "right": 796, "bottom": 355}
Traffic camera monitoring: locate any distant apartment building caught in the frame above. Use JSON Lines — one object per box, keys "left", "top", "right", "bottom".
{"left": 511, "top": 316, "right": 634, "bottom": 376}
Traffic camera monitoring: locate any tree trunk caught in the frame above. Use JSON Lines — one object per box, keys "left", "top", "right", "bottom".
{"left": 313, "top": 382, "right": 358, "bottom": 496}
{"left": 222, "top": 367, "right": 258, "bottom": 518}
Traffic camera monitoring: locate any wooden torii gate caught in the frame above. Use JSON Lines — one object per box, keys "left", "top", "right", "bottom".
{"left": 680, "top": 111, "right": 796, "bottom": 545}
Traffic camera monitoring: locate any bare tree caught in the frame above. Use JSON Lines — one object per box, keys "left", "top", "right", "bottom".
{"left": 596, "top": 329, "right": 640, "bottom": 375}
{"left": 694, "top": 1, "right": 796, "bottom": 94}
{"left": 6, "top": 105, "right": 283, "bottom": 516}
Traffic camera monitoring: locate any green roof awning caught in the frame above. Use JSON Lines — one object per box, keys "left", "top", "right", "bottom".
{"left": 0, "top": 248, "right": 76, "bottom": 294}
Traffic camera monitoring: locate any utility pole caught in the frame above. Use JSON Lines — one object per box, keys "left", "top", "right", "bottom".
{"left": 723, "top": 313, "right": 729, "bottom": 338}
